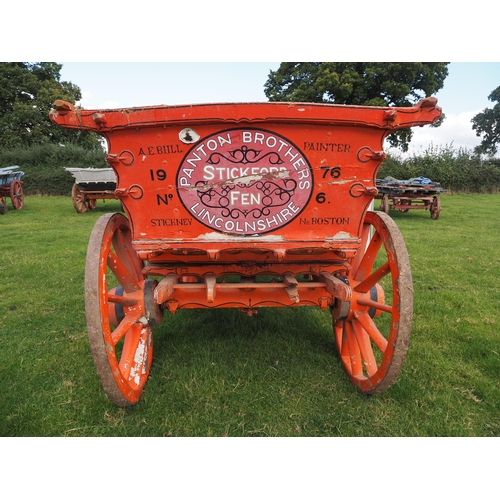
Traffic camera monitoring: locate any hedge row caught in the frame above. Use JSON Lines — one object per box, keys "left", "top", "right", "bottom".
{"left": 379, "top": 145, "right": 500, "bottom": 193}
{"left": 0, "top": 143, "right": 108, "bottom": 195}
{"left": 1, "top": 143, "right": 499, "bottom": 195}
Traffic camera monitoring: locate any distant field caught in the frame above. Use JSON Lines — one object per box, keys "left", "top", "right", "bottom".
{"left": 1, "top": 194, "right": 499, "bottom": 436}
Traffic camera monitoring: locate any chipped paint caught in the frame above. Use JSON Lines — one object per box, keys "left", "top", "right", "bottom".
{"left": 330, "top": 231, "right": 355, "bottom": 240}
{"left": 179, "top": 128, "right": 200, "bottom": 144}
{"left": 129, "top": 330, "right": 148, "bottom": 386}
{"left": 181, "top": 167, "right": 290, "bottom": 192}
{"left": 196, "top": 231, "right": 285, "bottom": 241}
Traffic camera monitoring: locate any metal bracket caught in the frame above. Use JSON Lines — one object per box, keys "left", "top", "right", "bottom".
{"left": 283, "top": 272, "right": 299, "bottom": 303}
{"left": 154, "top": 274, "right": 178, "bottom": 304}
{"left": 319, "top": 273, "right": 352, "bottom": 320}
{"left": 204, "top": 273, "right": 216, "bottom": 303}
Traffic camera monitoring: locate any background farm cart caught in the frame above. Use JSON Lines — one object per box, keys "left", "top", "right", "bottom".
{"left": 65, "top": 167, "right": 118, "bottom": 213}
{"left": 376, "top": 176, "right": 445, "bottom": 219}
{"left": 0, "top": 166, "right": 24, "bottom": 215}
{"left": 50, "top": 97, "right": 442, "bottom": 406}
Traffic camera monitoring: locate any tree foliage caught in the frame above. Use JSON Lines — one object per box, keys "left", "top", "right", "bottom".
{"left": 0, "top": 62, "right": 103, "bottom": 151}
{"left": 264, "top": 62, "right": 449, "bottom": 151}
{"left": 471, "top": 86, "right": 500, "bottom": 156}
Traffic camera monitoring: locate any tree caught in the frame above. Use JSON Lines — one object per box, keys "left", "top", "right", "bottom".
{"left": 264, "top": 62, "right": 449, "bottom": 151}
{"left": 471, "top": 86, "right": 500, "bottom": 156}
{"left": 0, "top": 62, "right": 103, "bottom": 151}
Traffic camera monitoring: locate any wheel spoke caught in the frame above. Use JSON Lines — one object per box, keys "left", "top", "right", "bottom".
{"left": 108, "top": 293, "right": 138, "bottom": 308}
{"left": 351, "top": 222, "right": 372, "bottom": 275}
{"left": 334, "top": 320, "right": 350, "bottom": 368}
{"left": 345, "top": 321, "right": 363, "bottom": 379}
{"left": 110, "top": 309, "right": 143, "bottom": 345}
{"left": 112, "top": 228, "right": 144, "bottom": 289}
{"left": 353, "top": 231, "right": 383, "bottom": 282}
{"left": 355, "top": 307, "right": 388, "bottom": 353}
{"left": 354, "top": 261, "right": 391, "bottom": 293}
{"left": 107, "top": 248, "right": 142, "bottom": 292}
{"left": 352, "top": 319, "right": 378, "bottom": 377}
{"left": 356, "top": 297, "right": 393, "bottom": 314}
{"left": 119, "top": 324, "right": 151, "bottom": 385}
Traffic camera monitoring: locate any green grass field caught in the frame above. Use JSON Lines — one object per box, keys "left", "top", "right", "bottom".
{"left": 1, "top": 194, "right": 499, "bottom": 436}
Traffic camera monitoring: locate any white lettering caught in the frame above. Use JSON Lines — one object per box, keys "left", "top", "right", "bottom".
{"left": 254, "top": 132, "right": 265, "bottom": 144}
{"left": 217, "top": 133, "right": 232, "bottom": 147}
{"left": 206, "top": 139, "right": 218, "bottom": 151}
{"left": 187, "top": 151, "right": 202, "bottom": 167}
{"left": 284, "top": 147, "right": 298, "bottom": 161}
{"left": 195, "top": 144, "right": 207, "bottom": 156}
{"left": 203, "top": 165, "right": 215, "bottom": 181}
{"left": 292, "top": 158, "right": 306, "bottom": 170}
{"left": 229, "top": 190, "right": 261, "bottom": 205}
{"left": 277, "top": 139, "right": 288, "bottom": 152}
{"left": 297, "top": 168, "right": 310, "bottom": 180}
{"left": 266, "top": 136, "right": 277, "bottom": 148}
{"left": 183, "top": 168, "right": 194, "bottom": 179}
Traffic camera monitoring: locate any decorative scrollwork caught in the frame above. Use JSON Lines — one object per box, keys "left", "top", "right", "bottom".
{"left": 207, "top": 146, "right": 284, "bottom": 166}
{"left": 195, "top": 178, "right": 298, "bottom": 219}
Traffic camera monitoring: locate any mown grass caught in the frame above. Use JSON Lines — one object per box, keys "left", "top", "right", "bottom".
{"left": 1, "top": 194, "right": 499, "bottom": 437}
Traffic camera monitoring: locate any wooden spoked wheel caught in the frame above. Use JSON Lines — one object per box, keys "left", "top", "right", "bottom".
{"left": 396, "top": 199, "right": 411, "bottom": 213}
{"left": 85, "top": 213, "right": 162, "bottom": 406}
{"left": 10, "top": 180, "right": 24, "bottom": 210}
{"left": 0, "top": 196, "right": 7, "bottom": 215}
{"left": 333, "top": 211, "right": 413, "bottom": 394}
{"left": 430, "top": 196, "right": 441, "bottom": 219}
{"left": 72, "top": 183, "right": 90, "bottom": 213}
{"left": 380, "top": 194, "right": 389, "bottom": 214}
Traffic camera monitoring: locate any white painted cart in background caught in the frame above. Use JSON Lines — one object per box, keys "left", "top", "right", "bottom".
{"left": 65, "top": 168, "right": 118, "bottom": 213}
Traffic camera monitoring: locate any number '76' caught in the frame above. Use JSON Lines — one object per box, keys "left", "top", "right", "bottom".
{"left": 320, "top": 166, "right": 341, "bottom": 179}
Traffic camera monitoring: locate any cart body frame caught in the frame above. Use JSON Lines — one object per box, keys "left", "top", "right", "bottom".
{"left": 50, "top": 98, "right": 442, "bottom": 405}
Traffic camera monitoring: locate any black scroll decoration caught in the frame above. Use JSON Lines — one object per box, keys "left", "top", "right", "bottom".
{"left": 195, "top": 179, "right": 298, "bottom": 219}
{"left": 207, "top": 146, "right": 284, "bottom": 166}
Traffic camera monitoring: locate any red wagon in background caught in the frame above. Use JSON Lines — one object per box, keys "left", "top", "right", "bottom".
{"left": 50, "top": 97, "right": 442, "bottom": 406}
{"left": 376, "top": 176, "right": 445, "bottom": 219}
{"left": 0, "top": 166, "right": 24, "bottom": 215}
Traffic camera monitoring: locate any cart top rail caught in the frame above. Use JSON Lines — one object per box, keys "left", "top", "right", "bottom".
{"left": 50, "top": 98, "right": 441, "bottom": 132}
{"left": 376, "top": 176, "right": 445, "bottom": 194}
{"left": 65, "top": 167, "right": 116, "bottom": 184}
{"left": 0, "top": 166, "right": 24, "bottom": 186}
{"left": 50, "top": 98, "right": 441, "bottom": 260}
{"left": 0, "top": 165, "right": 21, "bottom": 173}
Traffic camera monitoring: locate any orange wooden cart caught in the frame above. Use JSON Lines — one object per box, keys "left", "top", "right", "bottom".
{"left": 50, "top": 98, "right": 442, "bottom": 406}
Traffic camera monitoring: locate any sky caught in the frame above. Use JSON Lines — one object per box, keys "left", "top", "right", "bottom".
{"left": 58, "top": 62, "right": 500, "bottom": 156}
{"left": 2, "top": 1, "right": 499, "bottom": 158}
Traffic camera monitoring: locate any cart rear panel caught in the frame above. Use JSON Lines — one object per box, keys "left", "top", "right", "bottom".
{"left": 50, "top": 99, "right": 441, "bottom": 262}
